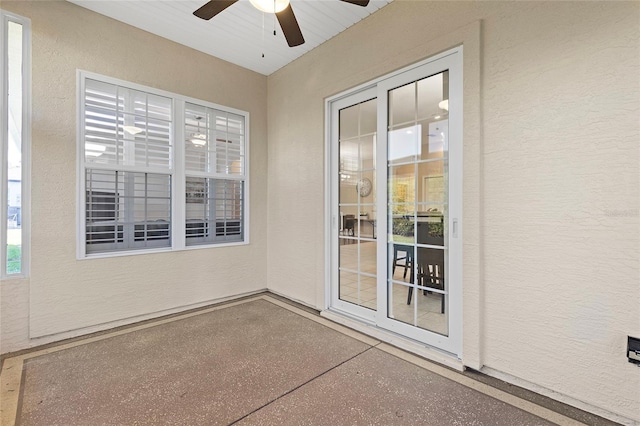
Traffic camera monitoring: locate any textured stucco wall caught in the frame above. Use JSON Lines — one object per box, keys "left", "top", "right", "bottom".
{"left": 0, "top": 1, "right": 268, "bottom": 351}
{"left": 1, "top": 0, "right": 638, "bottom": 422}
{"left": 266, "top": 0, "right": 639, "bottom": 422}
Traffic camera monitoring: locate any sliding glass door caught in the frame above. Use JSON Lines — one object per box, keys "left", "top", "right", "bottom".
{"left": 333, "top": 88, "right": 379, "bottom": 318}
{"left": 329, "top": 48, "right": 462, "bottom": 355}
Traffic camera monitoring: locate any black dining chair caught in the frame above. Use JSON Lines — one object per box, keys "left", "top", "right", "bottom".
{"left": 392, "top": 244, "right": 413, "bottom": 279}
{"left": 407, "top": 247, "right": 445, "bottom": 314}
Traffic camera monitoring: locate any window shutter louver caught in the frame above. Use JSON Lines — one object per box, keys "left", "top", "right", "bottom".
{"left": 80, "top": 74, "right": 247, "bottom": 256}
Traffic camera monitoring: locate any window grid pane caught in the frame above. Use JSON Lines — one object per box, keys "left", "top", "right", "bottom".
{"left": 84, "top": 79, "right": 172, "bottom": 170}
{"left": 86, "top": 169, "right": 171, "bottom": 253}
{"left": 185, "top": 178, "right": 244, "bottom": 246}
{"left": 185, "top": 103, "right": 245, "bottom": 176}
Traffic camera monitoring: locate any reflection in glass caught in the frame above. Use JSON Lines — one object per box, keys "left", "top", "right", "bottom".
{"left": 417, "top": 71, "right": 448, "bottom": 121}
{"left": 417, "top": 160, "right": 445, "bottom": 205}
{"left": 388, "top": 282, "right": 413, "bottom": 324}
{"left": 338, "top": 246, "right": 377, "bottom": 311}
{"left": 359, "top": 240, "right": 377, "bottom": 276}
{"left": 338, "top": 97, "right": 378, "bottom": 312}
{"left": 359, "top": 134, "right": 375, "bottom": 170}
{"left": 339, "top": 103, "right": 359, "bottom": 140}
{"left": 390, "top": 243, "right": 413, "bottom": 283}
{"left": 418, "top": 119, "right": 447, "bottom": 161}
{"left": 339, "top": 270, "right": 358, "bottom": 301}
{"left": 388, "top": 165, "right": 414, "bottom": 206}
{"left": 389, "top": 83, "right": 415, "bottom": 126}
{"left": 388, "top": 125, "right": 420, "bottom": 163}
{"left": 390, "top": 217, "right": 415, "bottom": 244}
{"left": 387, "top": 70, "right": 449, "bottom": 333}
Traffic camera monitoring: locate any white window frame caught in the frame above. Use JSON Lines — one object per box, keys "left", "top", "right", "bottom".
{"left": 183, "top": 103, "right": 247, "bottom": 247}
{"left": 0, "top": 10, "right": 31, "bottom": 278}
{"left": 77, "top": 71, "right": 250, "bottom": 259}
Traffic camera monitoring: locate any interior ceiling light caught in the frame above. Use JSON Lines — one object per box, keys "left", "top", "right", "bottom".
{"left": 438, "top": 99, "right": 449, "bottom": 111}
{"left": 85, "top": 143, "right": 106, "bottom": 157}
{"left": 249, "top": 0, "right": 290, "bottom": 13}
{"left": 189, "top": 116, "right": 207, "bottom": 147}
{"left": 190, "top": 134, "right": 207, "bottom": 147}
{"left": 123, "top": 125, "right": 144, "bottom": 135}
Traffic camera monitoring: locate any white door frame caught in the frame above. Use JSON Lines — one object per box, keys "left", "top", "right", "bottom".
{"left": 325, "top": 47, "right": 463, "bottom": 357}
{"left": 328, "top": 87, "right": 379, "bottom": 320}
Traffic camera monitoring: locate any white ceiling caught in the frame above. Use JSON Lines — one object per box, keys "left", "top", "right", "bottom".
{"left": 67, "top": 0, "right": 392, "bottom": 76}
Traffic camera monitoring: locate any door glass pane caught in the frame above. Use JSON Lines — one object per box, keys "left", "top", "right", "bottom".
{"left": 388, "top": 165, "right": 414, "bottom": 208}
{"left": 388, "top": 124, "right": 419, "bottom": 165}
{"left": 6, "top": 22, "right": 23, "bottom": 274}
{"left": 417, "top": 71, "right": 448, "bottom": 121}
{"left": 339, "top": 270, "right": 358, "bottom": 303}
{"left": 417, "top": 160, "right": 445, "bottom": 204}
{"left": 418, "top": 119, "right": 447, "bottom": 161}
{"left": 389, "top": 83, "right": 415, "bottom": 126}
{"left": 388, "top": 71, "right": 449, "bottom": 335}
{"left": 338, "top": 98, "right": 377, "bottom": 310}
{"left": 388, "top": 282, "right": 413, "bottom": 325}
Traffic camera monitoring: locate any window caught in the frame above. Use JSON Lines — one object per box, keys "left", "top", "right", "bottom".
{"left": 83, "top": 79, "right": 172, "bottom": 254}
{"left": 1, "top": 10, "right": 30, "bottom": 277}
{"left": 79, "top": 72, "right": 248, "bottom": 257}
{"left": 184, "top": 104, "right": 245, "bottom": 245}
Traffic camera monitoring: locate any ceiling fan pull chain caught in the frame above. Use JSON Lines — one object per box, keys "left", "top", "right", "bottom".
{"left": 262, "top": 12, "right": 265, "bottom": 58}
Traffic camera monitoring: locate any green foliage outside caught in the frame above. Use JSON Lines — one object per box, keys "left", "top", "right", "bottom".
{"left": 7, "top": 244, "right": 21, "bottom": 274}
{"left": 393, "top": 218, "right": 414, "bottom": 237}
{"left": 392, "top": 218, "right": 443, "bottom": 238}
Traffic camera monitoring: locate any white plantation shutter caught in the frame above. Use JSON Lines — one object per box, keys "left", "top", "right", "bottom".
{"left": 184, "top": 103, "right": 245, "bottom": 245}
{"left": 84, "top": 79, "right": 172, "bottom": 170}
{"left": 80, "top": 72, "right": 248, "bottom": 256}
{"left": 83, "top": 79, "right": 172, "bottom": 253}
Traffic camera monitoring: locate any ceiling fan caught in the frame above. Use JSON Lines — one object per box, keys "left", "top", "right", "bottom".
{"left": 193, "top": 0, "right": 370, "bottom": 47}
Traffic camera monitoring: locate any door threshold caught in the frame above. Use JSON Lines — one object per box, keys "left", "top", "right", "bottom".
{"left": 321, "top": 308, "right": 464, "bottom": 372}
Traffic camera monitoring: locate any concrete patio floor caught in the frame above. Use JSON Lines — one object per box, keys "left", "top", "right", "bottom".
{"left": 0, "top": 294, "right": 621, "bottom": 425}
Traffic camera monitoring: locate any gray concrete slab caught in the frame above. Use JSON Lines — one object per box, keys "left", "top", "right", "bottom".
{"left": 238, "top": 348, "right": 556, "bottom": 426}
{"left": 18, "top": 299, "right": 371, "bottom": 425}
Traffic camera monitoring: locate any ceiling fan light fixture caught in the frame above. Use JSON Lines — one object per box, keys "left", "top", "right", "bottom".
{"left": 123, "top": 125, "right": 144, "bottom": 135}
{"left": 85, "top": 143, "right": 106, "bottom": 157}
{"left": 190, "top": 133, "right": 207, "bottom": 147}
{"left": 189, "top": 115, "right": 207, "bottom": 146}
{"left": 250, "top": 0, "right": 290, "bottom": 13}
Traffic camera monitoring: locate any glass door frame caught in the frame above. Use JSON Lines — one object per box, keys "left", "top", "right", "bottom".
{"left": 329, "top": 86, "right": 380, "bottom": 321}
{"left": 326, "top": 47, "right": 463, "bottom": 357}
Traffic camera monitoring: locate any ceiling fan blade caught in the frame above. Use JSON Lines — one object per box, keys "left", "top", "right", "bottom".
{"left": 339, "top": 0, "right": 370, "bottom": 6}
{"left": 193, "top": 0, "right": 238, "bottom": 20}
{"left": 276, "top": 4, "right": 305, "bottom": 47}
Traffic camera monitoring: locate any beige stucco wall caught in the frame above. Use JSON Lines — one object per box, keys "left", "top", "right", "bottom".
{"left": 0, "top": 1, "right": 268, "bottom": 350}
{"left": 0, "top": 0, "right": 638, "bottom": 422}
{"left": 267, "top": 0, "right": 639, "bottom": 422}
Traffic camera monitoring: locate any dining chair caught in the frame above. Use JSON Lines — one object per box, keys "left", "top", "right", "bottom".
{"left": 407, "top": 247, "right": 445, "bottom": 314}
{"left": 392, "top": 244, "right": 413, "bottom": 279}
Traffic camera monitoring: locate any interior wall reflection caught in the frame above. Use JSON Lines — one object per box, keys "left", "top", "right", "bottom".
{"left": 338, "top": 98, "right": 378, "bottom": 310}
{"left": 387, "top": 71, "right": 450, "bottom": 337}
